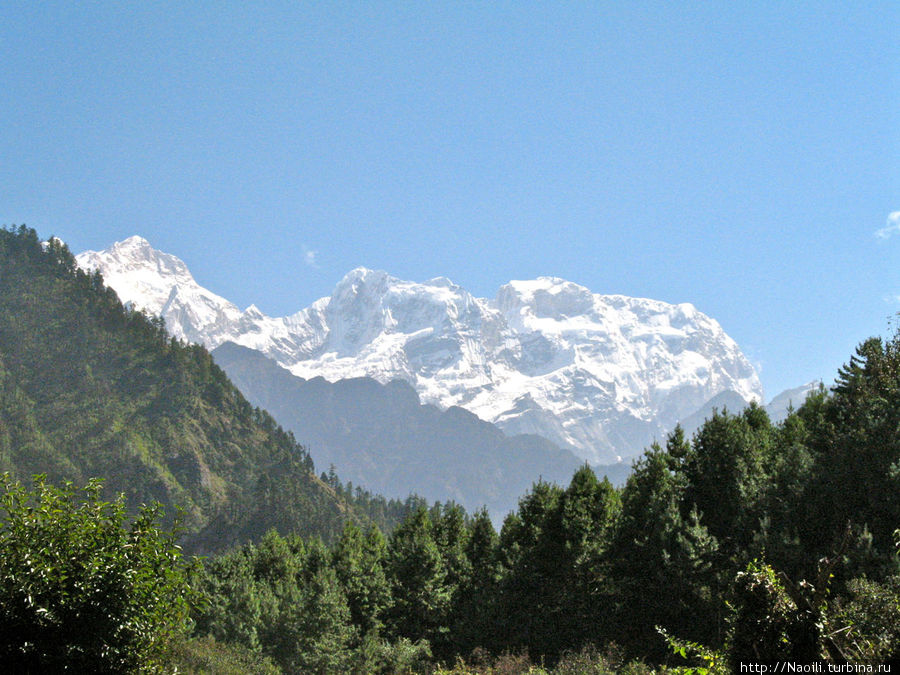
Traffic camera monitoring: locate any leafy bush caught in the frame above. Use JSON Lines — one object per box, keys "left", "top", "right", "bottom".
{"left": 431, "top": 645, "right": 655, "bottom": 675}
{"left": 164, "top": 635, "right": 281, "bottom": 674}
{"left": 554, "top": 644, "right": 655, "bottom": 675}
{"left": 833, "top": 575, "right": 900, "bottom": 662}
{"left": 0, "top": 473, "right": 197, "bottom": 673}
{"left": 363, "top": 636, "right": 434, "bottom": 674}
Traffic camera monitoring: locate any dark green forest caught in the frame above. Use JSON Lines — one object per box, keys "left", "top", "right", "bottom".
{"left": 0, "top": 226, "right": 421, "bottom": 553}
{"left": 1, "top": 226, "right": 899, "bottom": 673}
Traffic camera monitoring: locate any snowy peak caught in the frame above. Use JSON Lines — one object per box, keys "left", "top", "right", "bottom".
{"left": 765, "top": 381, "right": 822, "bottom": 423}
{"left": 101, "top": 235, "right": 193, "bottom": 280}
{"left": 114, "top": 234, "right": 152, "bottom": 251}
{"left": 243, "top": 304, "right": 265, "bottom": 318}
{"left": 301, "top": 268, "right": 497, "bottom": 386}
{"left": 76, "top": 237, "right": 242, "bottom": 344}
{"left": 331, "top": 267, "right": 392, "bottom": 298}
{"left": 77, "top": 236, "right": 764, "bottom": 463}
{"left": 497, "top": 277, "right": 596, "bottom": 321}
{"left": 77, "top": 235, "right": 195, "bottom": 297}
{"left": 325, "top": 267, "right": 487, "bottom": 340}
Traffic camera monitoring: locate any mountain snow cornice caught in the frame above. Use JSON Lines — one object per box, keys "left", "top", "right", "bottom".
{"left": 76, "top": 237, "right": 763, "bottom": 463}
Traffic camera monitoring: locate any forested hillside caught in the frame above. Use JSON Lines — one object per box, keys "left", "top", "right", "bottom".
{"left": 0, "top": 226, "right": 410, "bottom": 552}
{"left": 190, "top": 335, "right": 900, "bottom": 672}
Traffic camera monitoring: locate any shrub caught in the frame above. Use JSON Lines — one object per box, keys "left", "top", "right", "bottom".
{"left": 164, "top": 635, "right": 281, "bottom": 674}
{"left": 0, "top": 474, "right": 197, "bottom": 673}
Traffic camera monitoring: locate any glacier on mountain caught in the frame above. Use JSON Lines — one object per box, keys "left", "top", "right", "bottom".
{"left": 76, "top": 236, "right": 763, "bottom": 463}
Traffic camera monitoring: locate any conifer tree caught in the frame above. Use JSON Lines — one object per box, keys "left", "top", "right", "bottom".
{"left": 683, "top": 405, "right": 773, "bottom": 558}
{"left": 494, "top": 480, "right": 569, "bottom": 658}
{"left": 556, "top": 466, "right": 621, "bottom": 649}
{"left": 276, "top": 542, "right": 356, "bottom": 675}
{"left": 805, "top": 336, "right": 900, "bottom": 565}
{"left": 608, "top": 444, "right": 719, "bottom": 656}
{"left": 385, "top": 507, "right": 449, "bottom": 644}
{"left": 332, "top": 521, "right": 390, "bottom": 637}
{"left": 449, "top": 508, "right": 500, "bottom": 655}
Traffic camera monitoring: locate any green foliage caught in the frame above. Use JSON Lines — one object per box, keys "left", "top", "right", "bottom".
{"left": 0, "top": 473, "right": 196, "bottom": 673}
{"left": 448, "top": 508, "right": 501, "bottom": 656}
{"left": 323, "top": 470, "right": 431, "bottom": 534}
{"left": 802, "top": 336, "right": 900, "bottom": 570}
{"left": 193, "top": 529, "right": 359, "bottom": 674}
{"left": 659, "top": 628, "right": 727, "bottom": 675}
{"left": 332, "top": 520, "right": 391, "bottom": 637}
{"left": 274, "top": 551, "right": 357, "bottom": 674}
{"left": 684, "top": 405, "right": 773, "bottom": 557}
{"left": 362, "top": 636, "right": 434, "bottom": 674}
{"left": 727, "top": 560, "right": 808, "bottom": 663}
{"left": 385, "top": 506, "right": 450, "bottom": 644}
{"left": 0, "top": 226, "right": 366, "bottom": 551}
{"left": 192, "top": 524, "right": 451, "bottom": 674}
{"left": 432, "top": 644, "right": 656, "bottom": 674}
{"left": 164, "top": 636, "right": 281, "bottom": 674}
{"left": 668, "top": 537, "right": 900, "bottom": 667}
{"left": 608, "top": 444, "right": 719, "bottom": 656}
{"left": 834, "top": 575, "right": 900, "bottom": 662}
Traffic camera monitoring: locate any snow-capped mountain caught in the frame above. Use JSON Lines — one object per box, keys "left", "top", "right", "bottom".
{"left": 765, "top": 381, "right": 822, "bottom": 423}
{"left": 76, "top": 236, "right": 763, "bottom": 463}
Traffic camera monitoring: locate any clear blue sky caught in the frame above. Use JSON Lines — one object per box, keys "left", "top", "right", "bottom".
{"left": 2, "top": 2, "right": 898, "bottom": 398}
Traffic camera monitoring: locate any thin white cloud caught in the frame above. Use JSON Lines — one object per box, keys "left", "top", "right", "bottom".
{"left": 302, "top": 245, "right": 319, "bottom": 268}
{"left": 875, "top": 211, "right": 900, "bottom": 239}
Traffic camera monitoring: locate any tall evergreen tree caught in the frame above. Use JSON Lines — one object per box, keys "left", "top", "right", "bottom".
{"left": 556, "top": 466, "right": 621, "bottom": 649}
{"left": 276, "top": 539, "right": 357, "bottom": 675}
{"left": 805, "top": 336, "right": 900, "bottom": 566}
{"left": 683, "top": 404, "right": 773, "bottom": 559}
{"left": 332, "top": 521, "right": 390, "bottom": 637}
{"left": 608, "top": 444, "right": 719, "bottom": 656}
{"left": 448, "top": 508, "right": 501, "bottom": 655}
{"left": 385, "top": 507, "right": 449, "bottom": 644}
{"left": 495, "top": 480, "right": 565, "bottom": 657}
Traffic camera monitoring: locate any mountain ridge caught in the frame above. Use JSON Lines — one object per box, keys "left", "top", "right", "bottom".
{"left": 77, "top": 236, "right": 763, "bottom": 463}
{"left": 211, "top": 340, "right": 584, "bottom": 518}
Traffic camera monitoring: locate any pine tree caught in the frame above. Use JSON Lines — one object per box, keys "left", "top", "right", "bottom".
{"left": 806, "top": 336, "right": 900, "bottom": 564}
{"left": 279, "top": 548, "right": 356, "bottom": 674}
{"left": 332, "top": 521, "right": 390, "bottom": 637}
{"left": 608, "top": 444, "right": 719, "bottom": 656}
{"left": 495, "top": 480, "right": 567, "bottom": 658}
{"left": 385, "top": 507, "right": 449, "bottom": 644}
{"left": 449, "top": 508, "right": 500, "bottom": 654}
{"left": 683, "top": 404, "right": 773, "bottom": 559}
{"left": 556, "top": 466, "right": 620, "bottom": 649}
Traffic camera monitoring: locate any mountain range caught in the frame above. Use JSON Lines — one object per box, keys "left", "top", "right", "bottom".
{"left": 76, "top": 236, "right": 765, "bottom": 464}
{"left": 212, "top": 341, "right": 585, "bottom": 516}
